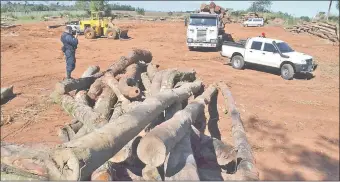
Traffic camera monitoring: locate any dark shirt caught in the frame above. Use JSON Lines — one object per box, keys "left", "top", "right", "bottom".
{"left": 61, "top": 32, "right": 78, "bottom": 52}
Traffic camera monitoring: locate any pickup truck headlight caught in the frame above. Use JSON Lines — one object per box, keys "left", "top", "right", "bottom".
{"left": 187, "top": 38, "right": 193, "bottom": 43}
{"left": 210, "top": 39, "right": 217, "bottom": 43}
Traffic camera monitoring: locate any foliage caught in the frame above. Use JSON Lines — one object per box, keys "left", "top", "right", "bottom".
{"left": 300, "top": 16, "right": 311, "bottom": 22}
{"left": 168, "top": 12, "right": 173, "bottom": 16}
{"left": 247, "top": 0, "right": 272, "bottom": 13}
{"left": 336, "top": 1, "right": 340, "bottom": 10}
{"left": 136, "top": 8, "right": 145, "bottom": 15}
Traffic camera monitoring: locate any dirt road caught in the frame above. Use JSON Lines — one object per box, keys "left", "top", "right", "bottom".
{"left": 1, "top": 20, "right": 339, "bottom": 180}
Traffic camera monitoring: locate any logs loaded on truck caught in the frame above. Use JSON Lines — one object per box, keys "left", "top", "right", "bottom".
{"left": 1, "top": 49, "right": 259, "bottom": 181}
{"left": 286, "top": 21, "right": 339, "bottom": 43}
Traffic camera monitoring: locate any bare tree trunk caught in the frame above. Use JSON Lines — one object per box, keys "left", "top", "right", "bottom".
{"left": 164, "top": 133, "right": 200, "bottom": 180}
{"left": 137, "top": 85, "right": 217, "bottom": 167}
{"left": 74, "top": 90, "right": 90, "bottom": 105}
{"left": 93, "top": 86, "right": 117, "bottom": 120}
{"left": 146, "top": 63, "right": 159, "bottom": 80}
{"left": 117, "top": 64, "right": 141, "bottom": 100}
{"left": 141, "top": 72, "right": 151, "bottom": 94}
{"left": 87, "top": 78, "right": 104, "bottom": 101}
{"left": 49, "top": 81, "right": 202, "bottom": 180}
{"left": 81, "top": 65, "right": 100, "bottom": 78}
{"left": 217, "top": 82, "right": 259, "bottom": 180}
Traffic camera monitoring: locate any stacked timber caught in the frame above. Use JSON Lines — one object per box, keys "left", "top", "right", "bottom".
{"left": 0, "top": 49, "right": 259, "bottom": 181}
{"left": 199, "top": 2, "right": 231, "bottom": 25}
{"left": 286, "top": 21, "right": 339, "bottom": 42}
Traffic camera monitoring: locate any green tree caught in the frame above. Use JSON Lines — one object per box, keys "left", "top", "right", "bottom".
{"left": 300, "top": 16, "right": 311, "bottom": 22}
{"left": 136, "top": 8, "right": 145, "bottom": 15}
{"left": 90, "top": 0, "right": 106, "bottom": 11}
{"left": 248, "top": 0, "right": 272, "bottom": 13}
{"left": 75, "top": 0, "right": 90, "bottom": 11}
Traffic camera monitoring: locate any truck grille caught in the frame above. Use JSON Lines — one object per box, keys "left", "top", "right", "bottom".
{"left": 197, "top": 30, "right": 207, "bottom": 41}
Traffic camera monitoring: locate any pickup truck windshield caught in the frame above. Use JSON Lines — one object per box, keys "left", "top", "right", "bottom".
{"left": 276, "top": 42, "right": 294, "bottom": 53}
{"left": 189, "top": 17, "right": 217, "bottom": 26}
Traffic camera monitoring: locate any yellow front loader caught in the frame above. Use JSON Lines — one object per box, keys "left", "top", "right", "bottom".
{"left": 79, "top": 11, "right": 129, "bottom": 39}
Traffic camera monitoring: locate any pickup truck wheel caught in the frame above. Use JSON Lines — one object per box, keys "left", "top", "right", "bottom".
{"left": 281, "top": 64, "right": 295, "bottom": 80}
{"left": 231, "top": 55, "right": 245, "bottom": 70}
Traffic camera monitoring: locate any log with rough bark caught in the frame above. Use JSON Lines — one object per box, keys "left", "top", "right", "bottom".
{"left": 81, "top": 65, "right": 100, "bottom": 78}
{"left": 54, "top": 49, "right": 152, "bottom": 95}
{"left": 217, "top": 82, "right": 259, "bottom": 180}
{"left": 108, "top": 49, "right": 152, "bottom": 76}
{"left": 1, "top": 85, "right": 14, "bottom": 101}
{"left": 141, "top": 72, "right": 151, "bottom": 94}
{"left": 117, "top": 64, "right": 141, "bottom": 100}
{"left": 137, "top": 84, "right": 217, "bottom": 167}
{"left": 103, "top": 73, "right": 130, "bottom": 106}
{"left": 146, "top": 63, "right": 159, "bottom": 81}
{"left": 46, "top": 81, "right": 203, "bottom": 180}
{"left": 74, "top": 90, "right": 90, "bottom": 105}
{"left": 164, "top": 132, "right": 200, "bottom": 180}
{"left": 87, "top": 78, "right": 104, "bottom": 101}
{"left": 93, "top": 86, "right": 117, "bottom": 120}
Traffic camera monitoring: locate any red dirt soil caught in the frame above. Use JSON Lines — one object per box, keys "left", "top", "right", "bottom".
{"left": 1, "top": 20, "right": 339, "bottom": 180}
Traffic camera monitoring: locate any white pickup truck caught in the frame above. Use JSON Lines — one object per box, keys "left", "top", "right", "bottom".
{"left": 220, "top": 37, "right": 317, "bottom": 80}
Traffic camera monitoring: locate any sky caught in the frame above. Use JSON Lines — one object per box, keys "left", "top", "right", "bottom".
{"left": 8, "top": 1, "right": 340, "bottom": 18}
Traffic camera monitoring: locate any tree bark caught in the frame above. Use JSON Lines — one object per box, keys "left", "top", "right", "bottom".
{"left": 137, "top": 84, "right": 217, "bottom": 167}
{"left": 93, "top": 86, "right": 117, "bottom": 120}
{"left": 164, "top": 133, "right": 200, "bottom": 180}
{"left": 141, "top": 72, "right": 151, "bottom": 94}
{"left": 81, "top": 65, "right": 100, "bottom": 78}
{"left": 1, "top": 85, "right": 14, "bottom": 101}
{"left": 108, "top": 49, "right": 152, "bottom": 76}
{"left": 217, "top": 82, "right": 259, "bottom": 180}
{"left": 87, "top": 78, "right": 104, "bottom": 101}
{"left": 74, "top": 90, "right": 90, "bottom": 106}
{"left": 49, "top": 81, "right": 202, "bottom": 180}
{"left": 142, "top": 165, "right": 163, "bottom": 181}
{"left": 117, "top": 64, "right": 141, "bottom": 100}
{"left": 146, "top": 63, "right": 159, "bottom": 80}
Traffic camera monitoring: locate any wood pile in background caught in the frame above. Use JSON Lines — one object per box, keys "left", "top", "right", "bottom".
{"left": 286, "top": 21, "right": 339, "bottom": 42}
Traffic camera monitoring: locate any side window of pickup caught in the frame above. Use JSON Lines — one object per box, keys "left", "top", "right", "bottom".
{"left": 263, "top": 43, "right": 276, "bottom": 52}
{"left": 250, "top": 41, "right": 262, "bottom": 50}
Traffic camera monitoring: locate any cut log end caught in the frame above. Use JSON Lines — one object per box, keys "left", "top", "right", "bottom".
{"left": 137, "top": 137, "right": 166, "bottom": 167}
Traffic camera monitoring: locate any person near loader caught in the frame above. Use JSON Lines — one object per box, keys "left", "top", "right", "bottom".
{"left": 61, "top": 26, "right": 78, "bottom": 80}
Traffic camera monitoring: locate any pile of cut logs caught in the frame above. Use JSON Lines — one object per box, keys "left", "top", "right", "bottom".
{"left": 1, "top": 49, "right": 259, "bottom": 181}
{"left": 200, "top": 2, "right": 232, "bottom": 25}
{"left": 286, "top": 21, "right": 339, "bottom": 42}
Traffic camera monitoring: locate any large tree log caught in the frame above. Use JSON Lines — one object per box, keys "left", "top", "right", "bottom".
{"left": 137, "top": 84, "right": 217, "bottom": 167}
{"left": 87, "top": 78, "right": 104, "bottom": 101}
{"left": 108, "top": 49, "right": 152, "bottom": 76}
{"left": 146, "top": 63, "right": 159, "bottom": 81}
{"left": 118, "top": 64, "right": 141, "bottom": 100}
{"left": 142, "top": 165, "right": 163, "bottom": 181}
{"left": 81, "top": 65, "right": 100, "bottom": 78}
{"left": 164, "top": 132, "right": 199, "bottom": 180}
{"left": 50, "top": 81, "right": 202, "bottom": 180}
{"left": 217, "top": 82, "right": 259, "bottom": 180}
{"left": 1, "top": 85, "right": 14, "bottom": 101}
{"left": 74, "top": 90, "right": 90, "bottom": 105}
{"left": 93, "top": 86, "right": 117, "bottom": 120}
{"left": 55, "top": 49, "right": 152, "bottom": 95}
{"left": 56, "top": 94, "right": 108, "bottom": 129}
{"left": 141, "top": 72, "right": 151, "bottom": 94}
{"left": 1, "top": 143, "right": 50, "bottom": 180}
{"left": 103, "top": 73, "right": 130, "bottom": 106}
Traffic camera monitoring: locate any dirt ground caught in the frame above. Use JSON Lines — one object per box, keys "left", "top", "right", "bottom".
{"left": 1, "top": 20, "right": 339, "bottom": 180}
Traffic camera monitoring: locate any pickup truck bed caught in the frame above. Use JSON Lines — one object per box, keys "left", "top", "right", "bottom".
{"left": 222, "top": 41, "right": 245, "bottom": 48}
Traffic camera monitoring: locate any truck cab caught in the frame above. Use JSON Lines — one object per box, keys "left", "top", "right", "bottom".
{"left": 220, "top": 37, "right": 317, "bottom": 80}
{"left": 186, "top": 12, "right": 224, "bottom": 50}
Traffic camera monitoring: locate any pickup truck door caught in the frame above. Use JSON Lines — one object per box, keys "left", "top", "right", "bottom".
{"left": 245, "top": 41, "right": 263, "bottom": 63}
{"left": 259, "top": 43, "right": 281, "bottom": 68}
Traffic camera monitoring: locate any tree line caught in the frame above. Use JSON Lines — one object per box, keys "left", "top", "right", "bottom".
{"left": 0, "top": 0, "right": 143, "bottom": 13}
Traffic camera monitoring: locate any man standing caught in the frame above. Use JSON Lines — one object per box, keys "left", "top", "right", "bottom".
{"left": 61, "top": 26, "right": 78, "bottom": 80}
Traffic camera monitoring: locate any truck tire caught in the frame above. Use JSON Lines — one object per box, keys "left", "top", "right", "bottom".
{"left": 84, "top": 27, "right": 96, "bottom": 39}
{"left": 231, "top": 55, "right": 245, "bottom": 70}
{"left": 280, "top": 64, "right": 295, "bottom": 80}
{"left": 106, "top": 29, "right": 116, "bottom": 39}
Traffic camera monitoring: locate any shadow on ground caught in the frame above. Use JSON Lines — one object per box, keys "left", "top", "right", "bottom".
{"left": 244, "top": 116, "right": 339, "bottom": 180}
{"left": 1, "top": 93, "right": 21, "bottom": 105}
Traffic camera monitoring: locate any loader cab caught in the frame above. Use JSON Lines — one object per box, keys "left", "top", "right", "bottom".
{"left": 91, "top": 11, "right": 104, "bottom": 20}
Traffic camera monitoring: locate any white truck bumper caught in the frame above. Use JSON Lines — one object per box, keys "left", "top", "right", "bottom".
{"left": 187, "top": 43, "right": 217, "bottom": 48}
